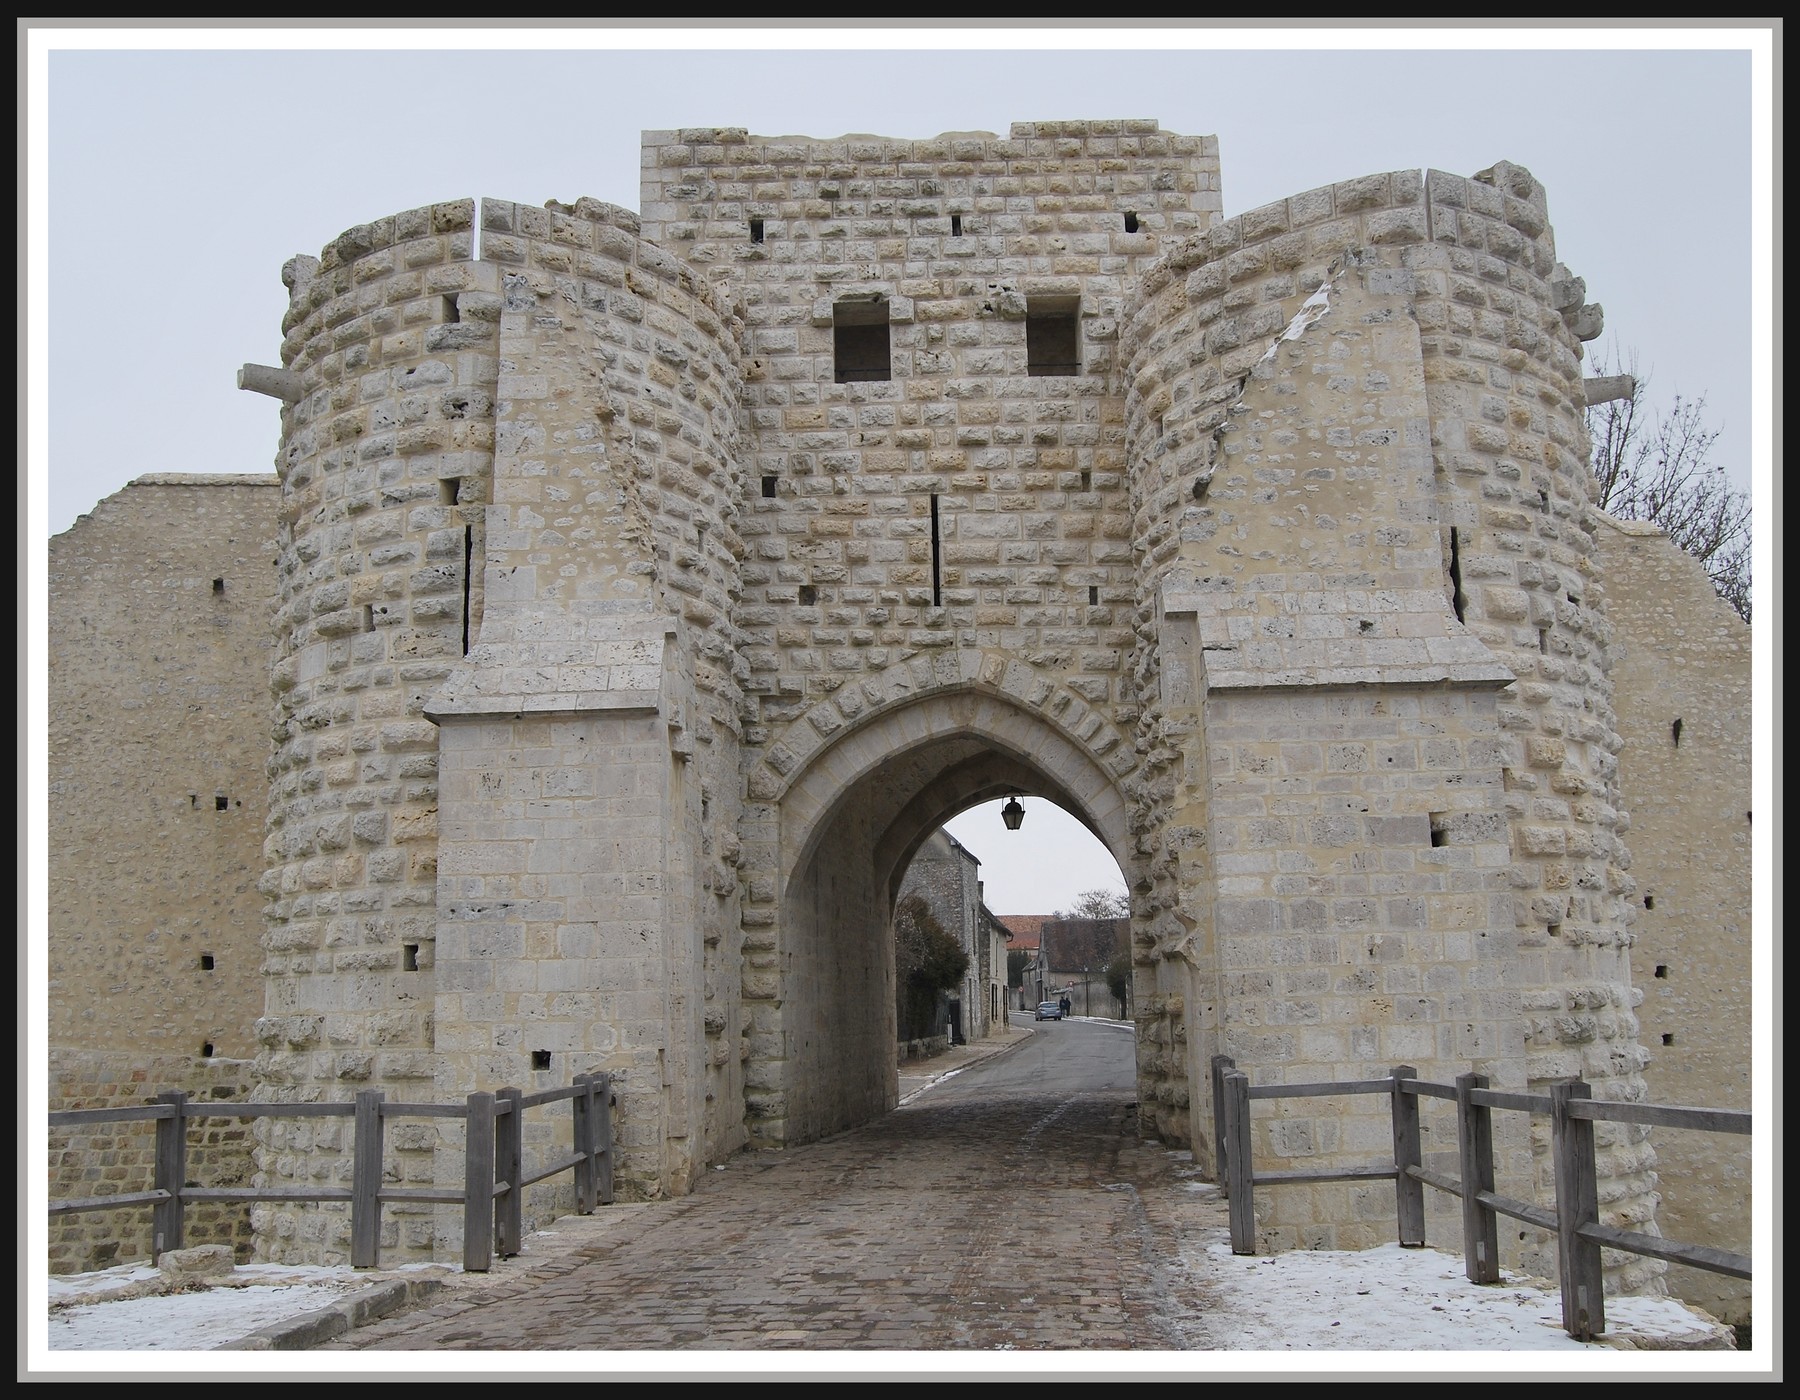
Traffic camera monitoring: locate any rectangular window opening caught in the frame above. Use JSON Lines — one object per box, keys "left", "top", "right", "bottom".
{"left": 798, "top": 584, "right": 817, "bottom": 607}
{"left": 532, "top": 1049, "right": 552, "bottom": 1071}
{"left": 212, "top": 577, "right": 225, "bottom": 594}
{"left": 441, "top": 477, "right": 461, "bottom": 506}
{"left": 950, "top": 214, "right": 962, "bottom": 237}
{"left": 749, "top": 218, "right": 765, "bottom": 243}
{"left": 833, "top": 299, "right": 891, "bottom": 383}
{"left": 443, "top": 295, "right": 460, "bottom": 324}
{"left": 199, "top": 953, "right": 215, "bottom": 971}
{"left": 363, "top": 605, "right": 376, "bottom": 633}
{"left": 1429, "top": 813, "right": 1449, "bottom": 847}
{"left": 1124, "top": 211, "right": 1140, "bottom": 234}
{"left": 403, "top": 944, "right": 419, "bottom": 972}
{"left": 1654, "top": 964, "right": 1668, "bottom": 979}
{"left": 1661, "top": 1033, "right": 1675, "bottom": 1046}
{"left": 1644, "top": 894, "right": 1655, "bottom": 911}
{"left": 214, "top": 794, "right": 229, "bottom": 812}
{"left": 202, "top": 1042, "right": 214, "bottom": 1058}
{"left": 1027, "top": 297, "right": 1080, "bottom": 377}
{"left": 1089, "top": 586, "right": 1099, "bottom": 605}
{"left": 762, "top": 475, "right": 778, "bottom": 499}
{"left": 1547, "top": 922, "right": 1562, "bottom": 938}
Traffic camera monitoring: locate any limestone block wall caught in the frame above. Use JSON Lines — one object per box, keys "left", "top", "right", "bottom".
{"left": 423, "top": 195, "right": 749, "bottom": 1229}
{"left": 1599, "top": 515, "right": 1752, "bottom": 1324}
{"left": 49, "top": 476, "right": 278, "bottom": 1061}
{"left": 643, "top": 123, "right": 1221, "bottom": 1139}
{"left": 255, "top": 200, "right": 500, "bottom": 1262}
{"left": 47, "top": 1052, "right": 258, "bottom": 1273}
{"left": 48, "top": 477, "right": 276, "bottom": 1270}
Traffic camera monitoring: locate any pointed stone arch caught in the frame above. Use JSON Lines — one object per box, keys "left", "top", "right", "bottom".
{"left": 737, "top": 675, "right": 1137, "bottom": 1155}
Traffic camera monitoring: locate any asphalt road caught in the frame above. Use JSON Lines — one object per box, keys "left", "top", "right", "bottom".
{"left": 323, "top": 1018, "right": 1223, "bottom": 1352}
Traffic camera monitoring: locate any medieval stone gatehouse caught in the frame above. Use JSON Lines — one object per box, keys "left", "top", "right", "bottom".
{"left": 46, "top": 121, "right": 1751, "bottom": 1320}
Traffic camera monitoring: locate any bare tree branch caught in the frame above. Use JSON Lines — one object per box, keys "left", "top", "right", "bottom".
{"left": 1587, "top": 345, "right": 1752, "bottom": 622}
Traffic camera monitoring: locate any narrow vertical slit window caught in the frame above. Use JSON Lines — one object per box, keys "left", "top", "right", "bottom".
{"left": 930, "top": 493, "right": 942, "bottom": 608}
{"left": 462, "top": 524, "right": 474, "bottom": 656}
{"left": 950, "top": 214, "right": 962, "bottom": 237}
{"left": 1123, "top": 211, "right": 1139, "bottom": 234}
{"left": 749, "top": 218, "right": 765, "bottom": 244}
{"left": 833, "top": 299, "right": 891, "bottom": 383}
{"left": 1026, "top": 296, "right": 1080, "bottom": 377}
{"left": 762, "top": 475, "right": 778, "bottom": 499}
{"left": 1447, "top": 528, "right": 1467, "bottom": 623}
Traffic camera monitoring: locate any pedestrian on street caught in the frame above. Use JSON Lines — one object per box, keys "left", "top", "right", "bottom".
{"left": 1060, "top": 993, "right": 1071, "bottom": 1017}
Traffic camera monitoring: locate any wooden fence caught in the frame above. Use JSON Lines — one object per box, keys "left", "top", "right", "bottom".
{"left": 47, "top": 1073, "right": 614, "bottom": 1274}
{"left": 1209, "top": 1056, "right": 1751, "bottom": 1342}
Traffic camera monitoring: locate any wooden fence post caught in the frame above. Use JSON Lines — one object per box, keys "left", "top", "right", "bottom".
{"left": 1455, "top": 1072, "right": 1500, "bottom": 1283}
{"left": 464, "top": 1091, "right": 496, "bottom": 1272}
{"left": 151, "top": 1091, "right": 187, "bottom": 1260}
{"left": 595, "top": 1072, "right": 615, "bottom": 1206}
{"left": 495, "top": 1087, "right": 523, "bottom": 1259}
{"left": 1551, "top": 1079, "right": 1605, "bottom": 1341}
{"left": 1223, "top": 1070, "right": 1256, "bottom": 1254}
{"left": 572, "top": 1074, "right": 597, "bottom": 1214}
{"left": 350, "top": 1090, "right": 385, "bottom": 1269}
{"left": 1210, "top": 1054, "right": 1234, "bottom": 1194}
{"left": 1390, "top": 1065, "right": 1425, "bottom": 1247}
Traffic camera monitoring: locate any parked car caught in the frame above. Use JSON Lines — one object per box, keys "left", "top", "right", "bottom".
{"left": 1035, "top": 1000, "right": 1064, "bottom": 1021}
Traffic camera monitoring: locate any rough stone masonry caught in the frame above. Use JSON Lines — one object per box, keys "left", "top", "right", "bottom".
{"left": 47, "top": 120, "right": 1749, "bottom": 1319}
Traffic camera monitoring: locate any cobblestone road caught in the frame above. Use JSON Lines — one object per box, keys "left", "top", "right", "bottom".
{"left": 326, "top": 1031, "right": 1227, "bottom": 1352}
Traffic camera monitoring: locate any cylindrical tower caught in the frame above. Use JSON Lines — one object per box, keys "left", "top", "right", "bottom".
{"left": 1120, "top": 160, "right": 1657, "bottom": 1286}
{"left": 255, "top": 199, "right": 500, "bottom": 1262}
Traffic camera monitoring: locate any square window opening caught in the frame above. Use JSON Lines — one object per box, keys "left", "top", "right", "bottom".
{"left": 1027, "top": 297, "right": 1080, "bottom": 377}
{"left": 833, "top": 300, "right": 891, "bottom": 383}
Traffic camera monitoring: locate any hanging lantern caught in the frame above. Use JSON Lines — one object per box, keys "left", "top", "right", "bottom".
{"left": 1001, "top": 795, "right": 1025, "bottom": 831}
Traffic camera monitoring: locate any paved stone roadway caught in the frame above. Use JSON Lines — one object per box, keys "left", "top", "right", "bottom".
{"left": 326, "top": 1041, "right": 1227, "bottom": 1352}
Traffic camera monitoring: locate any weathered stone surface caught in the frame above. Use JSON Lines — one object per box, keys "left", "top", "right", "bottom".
{"left": 48, "top": 126, "right": 1746, "bottom": 1315}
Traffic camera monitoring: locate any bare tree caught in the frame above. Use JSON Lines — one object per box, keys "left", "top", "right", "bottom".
{"left": 1060, "top": 887, "right": 1129, "bottom": 920}
{"left": 1586, "top": 347, "right": 1752, "bottom": 622}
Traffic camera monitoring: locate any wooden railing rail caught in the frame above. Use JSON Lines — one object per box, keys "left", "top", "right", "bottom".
{"left": 46, "top": 1072, "right": 614, "bottom": 1274}
{"left": 1208, "top": 1054, "right": 1750, "bottom": 1342}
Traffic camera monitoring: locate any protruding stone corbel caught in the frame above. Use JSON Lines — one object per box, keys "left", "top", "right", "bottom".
{"left": 1550, "top": 274, "right": 1587, "bottom": 311}
{"left": 1583, "top": 374, "right": 1637, "bottom": 407}
{"left": 1567, "top": 304, "right": 1605, "bottom": 342}
{"left": 238, "top": 364, "right": 304, "bottom": 403}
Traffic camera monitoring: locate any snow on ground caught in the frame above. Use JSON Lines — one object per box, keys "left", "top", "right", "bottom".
{"left": 34, "top": 1215, "right": 1752, "bottom": 1376}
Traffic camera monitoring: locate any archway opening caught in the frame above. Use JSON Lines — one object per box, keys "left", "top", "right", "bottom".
{"left": 765, "top": 693, "right": 1134, "bottom": 1151}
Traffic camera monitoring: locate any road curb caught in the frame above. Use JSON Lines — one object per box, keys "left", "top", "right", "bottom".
{"left": 215, "top": 1275, "right": 448, "bottom": 1350}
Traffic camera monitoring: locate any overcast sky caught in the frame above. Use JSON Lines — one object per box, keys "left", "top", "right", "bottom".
{"left": 24, "top": 23, "right": 1775, "bottom": 909}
